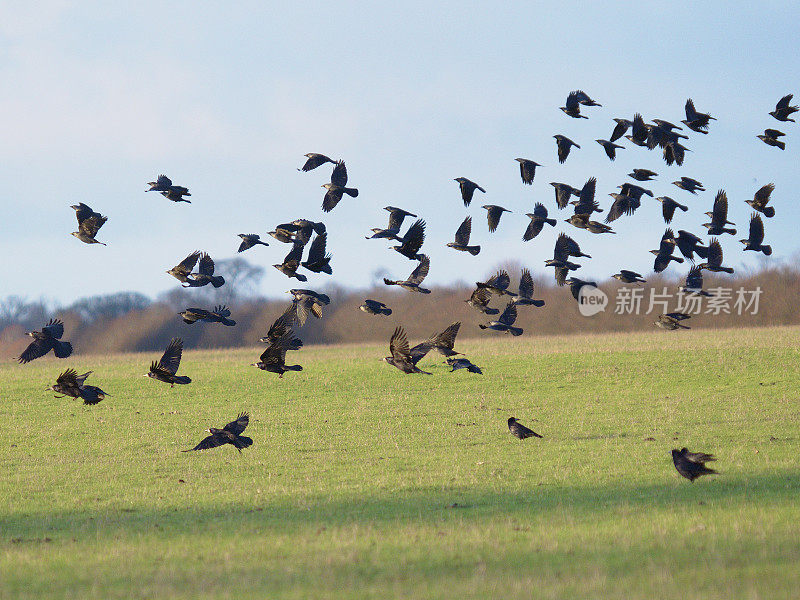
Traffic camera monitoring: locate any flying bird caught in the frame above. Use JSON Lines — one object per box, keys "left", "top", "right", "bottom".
{"left": 553, "top": 134, "right": 580, "bottom": 163}
{"left": 655, "top": 313, "right": 691, "bottom": 330}
{"left": 446, "top": 357, "right": 482, "bottom": 374}
{"left": 769, "top": 94, "right": 798, "bottom": 122}
{"left": 322, "top": 160, "right": 358, "bottom": 212}
{"left": 673, "top": 177, "right": 705, "bottom": 194}
{"left": 609, "top": 118, "right": 632, "bottom": 142}
{"left": 446, "top": 216, "right": 481, "bottom": 255}
{"left": 650, "top": 229, "right": 684, "bottom": 273}
{"left": 479, "top": 301, "right": 522, "bottom": 336}
{"left": 560, "top": 91, "right": 589, "bottom": 119}
{"left": 697, "top": 238, "right": 734, "bottom": 274}
{"left": 507, "top": 417, "right": 542, "bottom": 439}
{"left": 550, "top": 182, "right": 581, "bottom": 209}
{"left": 146, "top": 174, "right": 173, "bottom": 192}
{"left": 16, "top": 319, "right": 72, "bottom": 364}
{"left": 655, "top": 196, "right": 688, "bottom": 224}
{"left": 252, "top": 330, "right": 303, "bottom": 377}
{"left": 167, "top": 251, "right": 200, "bottom": 284}
{"left": 360, "top": 299, "right": 392, "bottom": 316}
{"left": 758, "top": 128, "right": 786, "bottom": 150}
{"left": 366, "top": 207, "right": 417, "bottom": 240}
{"left": 629, "top": 169, "right": 657, "bottom": 182}
{"left": 454, "top": 177, "right": 485, "bottom": 206}
{"left": 611, "top": 270, "right": 646, "bottom": 284}
{"left": 515, "top": 158, "right": 541, "bottom": 185}
{"left": 703, "top": 190, "right": 736, "bottom": 236}
{"left": 392, "top": 219, "right": 426, "bottom": 260}
{"left": 746, "top": 183, "right": 775, "bottom": 218}
{"left": 47, "top": 369, "right": 109, "bottom": 405}
{"left": 289, "top": 289, "right": 330, "bottom": 325}
{"left": 301, "top": 233, "right": 333, "bottom": 274}
{"left": 596, "top": 139, "right": 624, "bottom": 161}
{"left": 465, "top": 286, "right": 499, "bottom": 315}
{"left": 681, "top": 266, "right": 713, "bottom": 297}
{"left": 298, "top": 153, "right": 335, "bottom": 172}
{"left": 273, "top": 243, "right": 308, "bottom": 282}
{"left": 237, "top": 234, "right": 269, "bottom": 253}
{"left": 183, "top": 413, "right": 253, "bottom": 453}
{"left": 672, "top": 230, "right": 709, "bottom": 260}
{"left": 383, "top": 255, "right": 431, "bottom": 293}
{"left": 146, "top": 338, "right": 191, "bottom": 387}
{"left": 476, "top": 270, "right": 517, "bottom": 297}
{"left": 482, "top": 205, "right": 512, "bottom": 233}
{"left": 383, "top": 327, "right": 431, "bottom": 374}
{"left": 740, "top": 213, "right": 772, "bottom": 255}
{"left": 564, "top": 277, "right": 598, "bottom": 302}
{"left": 70, "top": 203, "right": 107, "bottom": 246}
{"left": 682, "top": 98, "right": 716, "bottom": 133}
{"left": 514, "top": 268, "right": 545, "bottom": 307}
{"left": 179, "top": 305, "right": 236, "bottom": 326}
{"left": 672, "top": 447, "right": 717, "bottom": 482}
{"left": 523, "top": 203, "right": 556, "bottom": 241}
{"left": 184, "top": 252, "right": 225, "bottom": 288}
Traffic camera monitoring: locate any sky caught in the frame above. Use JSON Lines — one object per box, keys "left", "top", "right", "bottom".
{"left": 1, "top": 2, "right": 798, "bottom": 305}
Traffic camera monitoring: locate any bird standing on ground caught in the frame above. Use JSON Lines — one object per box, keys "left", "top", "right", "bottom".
{"left": 322, "top": 161, "right": 358, "bottom": 212}
{"left": 146, "top": 338, "right": 191, "bottom": 386}
{"left": 672, "top": 447, "right": 717, "bottom": 481}
{"left": 508, "top": 417, "right": 542, "bottom": 439}
{"left": 183, "top": 413, "right": 253, "bottom": 453}
{"left": 70, "top": 203, "right": 108, "bottom": 246}
{"left": 16, "top": 319, "right": 72, "bottom": 364}
{"left": 454, "top": 177, "right": 485, "bottom": 206}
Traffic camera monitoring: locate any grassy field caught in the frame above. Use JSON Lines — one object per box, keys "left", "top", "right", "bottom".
{"left": 2, "top": 326, "right": 799, "bottom": 599}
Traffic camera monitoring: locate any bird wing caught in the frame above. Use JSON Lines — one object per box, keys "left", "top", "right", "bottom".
{"left": 579, "top": 177, "right": 596, "bottom": 207}
{"left": 43, "top": 318, "right": 65, "bottom": 339}
{"left": 754, "top": 183, "right": 774, "bottom": 204}
{"left": 330, "top": 160, "right": 348, "bottom": 187}
{"left": 453, "top": 216, "right": 472, "bottom": 246}
{"left": 224, "top": 412, "right": 249, "bottom": 435}
{"left": 748, "top": 213, "right": 764, "bottom": 245}
{"left": 711, "top": 190, "right": 728, "bottom": 223}
{"left": 776, "top": 94, "right": 793, "bottom": 110}
{"left": 485, "top": 206, "right": 503, "bottom": 233}
{"left": 56, "top": 368, "right": 82, "bottom": 388}
{"left": 73, "top": 203, "right": 93, "bottom": 224}
{"left": 407, "top": 255, "right": 430, "bottom": 285}
{"left": 400, "top": 219, "right": 426, "bottom": 255}
{"left": 386, "top": 208, "right": 411, "bottom": 231}
{"left": 631, "top": 113, "right": 647, "bottom": 141}
{"left": 470, "top": 286, "right": 492, "bottom": 308}
{"left": 553, "top": 233, "right": 571, "bottom": 261}
{"left": 175, "top": 251, "right": 200, "bottom": 275}
{"left": 213, "top": 305, "right": 232, "bottom": 318}
{"left": 282, "top": 243, "right": 304, "bottom": 269}
{"left": 486, "top": 269, "right": 510, "bottom": 291}
{"left": 707, "top": 238, "right": 724, "bottom": 267}
{"left": 565, "top": 91, "right": 580, "bottom": 111}
{"left": 498, "top": 301, "right": 518, "bottom": 326}
{"left": 685, "top": 266, "right": 704, "bottom": 289}
{"left": 610, "top": 119, "right": 630, "bottom": 142}
{"left": 532, "top": 202, "right": 548, "bottom": 219}
{"left": 79, "top": 212, "right": 107, "bottom": 237}
{"left": 556, "top": 138, "right": 569, "bottom": 163}
{"left": 267, "top": 305, "right": 299, "bottom": 340}
{"left": 685, "top": 98, "right": 698, "bottom": 120}
{"left": 433, "top": 322, "right": 460, "bottom": 350}
{"left": 305, "top": 233, "right": 327, "bottom": 263}
{"left": 189, "top": 433, "right": 228, "bottom": 451}
{"left": 157, "top": 338, "right": 183, "bottom": 375}
{"left": 197, "top": 253, "right": 215, "bottom": 276}
{"left": 389, "top": 327, "right": 412, "bottom": 363}
{"left": 518, "top": 268, "right": 534, "bottom": 299}
{"left": 322, "top": 188, "right": 343, "bottom": 212}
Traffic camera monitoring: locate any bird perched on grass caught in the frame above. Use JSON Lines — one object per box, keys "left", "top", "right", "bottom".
{"left": 740, "top": 213, "right": 772, "bottom": 255}
{"left": 70, "top": 203, "right": 107, "bottom": 246}
{"left": 682, "top": 98, "right": 716, "bottom": 134}
{"left": 476, "top": 270, "right": 517, "bottom": 297}
{"left": 322, "top": 160, "right": 358, "bottom": 212}
{"left": 16, "top": 319, "right": 72, "bottom": 364}
{"left": 560, "top": 90, "right": 589, "bottom": 119}
{"left": 366, "top": 207, "right": 417, "bottom": 240}
{"left": 554, "top": 134, "right": 580, "bottom": 163}
{"left": 252, "top": 331, "right": 303, "bottom": 377}
{"left": 237, "top": 234, "right": 269, "bottom": 253}
{"left": 515, "top": 158, "right": 541, "bottom": 184}
{"left": 298, "top": 153, "right": 335, "bottom": 172}
{"left": 672, "top": 447, "right": 717, "bottom": 482}
{"left": 184, "top": 252, "right": 225, "bottom": 288}
{"left": 47, "top": 369, "right": 109, "bottom": 405}
{"left": 465, "top": 286, "right": 498, "bottom": 315}
{"left": 698, "top": 238, "right": 734, "bottom": 274}
{"left": 703, "top": 190, "right": 736, "bottom": 236}
{"left": 392, "top": 219, "right": 426, "bottom": 260}
{"left": 447, "top": 216, "right": 481, "bottom": 255}
{"left": 629, "top": 169, "right": 657, "bottom": 182}
{"left": 655, "top": 196, "right": 688, "bottom": 224}
{"left": 673, "top": 177, "right": 705, "bottom": 194}
{"left": 179, "top": 306, "right": 236, "bottom": 326}
{"left": 523, "top": 203, "right": 556, "bottom": 241}
{"left": 384, "top": 255, "right": 431, "bottom": 293}
{"left": 769, "top": 94, "right": 798, "bottom": 122}
{"left": 596, "top": 139, "right": 624, "bottom": 161}
{"left": 301, "top": 233, "right": 333, "bottom": 274}
{"left": 681, "top": 266, "right": 713, "bottom": 297}
{"left": 650, "top": 229, "right": 684, "bottom": 273}
{"left": 446, "top": 357, "right": 482, "bottom": 374}
{"left": 383, "top": 327, "right": 431, "bottom": 374}
{"left": 746, "top": 183, "right": 775, "bottom": 218}
{"left": 507, "top": 417, "right": 542, "bottom": 439}
{"left": 514, "top": 268, "right": 545, "bottom": 307}
{"left": 454, "top": 177, "right": 485, "bottom": 207}
{"left": 612, "top": 270, "right": 646, "bottom": 284}
{"left": 550, "top": 182, "right": 581, "bottom": 209}
{"left": 482, "top": 205, "right": 512, "bottom": 233}
{"left": 146, "top": 338, "right": 191, "bottom": 387}
{"left": 360, "top": 299, "right": 392, "bottom": 316}
{"left": 758, "top": 128, "right": 786, "bottom": 150}
{"left": 654, "top": 313, "right": 691, "bottom": 330}
{"left": 274, "top": 243, "right": 308, "bottom": 282}
{"left": 183, "top": 413, "right": 253, "bottom": 453}
{"left": 479, "top": 301, "right": 522, "bottom": 336}
{"left": 289, "top": 289, "right": 330, "bottom": 324}
{"left": 166, "top": 251, "right": 200, "bottom": 284}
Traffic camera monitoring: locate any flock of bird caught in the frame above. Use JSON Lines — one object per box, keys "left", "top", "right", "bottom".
{"left": 15, "top": 90, "right": 796, "bottom": 477}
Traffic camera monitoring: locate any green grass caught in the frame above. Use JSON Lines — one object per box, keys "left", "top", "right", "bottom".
{"left": 2, "top": 326, "right": 800, "bottom": 599}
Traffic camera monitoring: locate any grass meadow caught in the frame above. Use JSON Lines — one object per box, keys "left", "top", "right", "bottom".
{"left": 2, "top": 326, "right": 799, "bottom": 599}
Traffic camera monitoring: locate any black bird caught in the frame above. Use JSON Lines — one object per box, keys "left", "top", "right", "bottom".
{"left": 554, "top": 134, "right": 580, "bottom": 163}
{"left": 663, "top": 141, "right": 690, "bottom": 167}
{"left": 609, "top": 118, "right": 631, "bottom": 142}
{"left": 367, "top": 207, "right": 417, "bottom": 240}
{"left": 629, "top": 169, "right": 657, "bottom": 182}
{"left": 146, "top": 174, "right": 173, "bottom": 192}
{"left": 550, "top": 182, "right": 581, "bottom": 209}
{"left": 383, "top": 327, "right": 431, "bottom": 374}
{"left": 655, "top": 196, "right": 688, "bottom": 224}
{"left": 360, "top": 299, "right": 392, "bottom": 316}
{"left": 703, "top": 190, "right": 736, "bottom": 236}
{"left": 567, "top": 214, "right": 615, "bottom": 234}
{"left": 284, "top": 219, "right": 326, "bottom": 247}
{"left": 618, "top": 183, "right": 654, "bottom": 200}
{"left": 698, "top": 238, "right": 734, "bottom": 274}
{"left": 289, "top": 289, "right": 330, "bottom": 325}
{"left": 274, "top": 243, "right": 308, "bottom": 282}
{"left": 565, "top": 277, "right": 598, "bottom": 302}
{"left": 596, "top": 139, "right": 624, "bottom": 161}
{"left": 392, "top": 219, "right": 426, "bottom": 260}
{"left": 184, "top": 252, "right": 225, "bottom": 288}
{"left": 482, "top": 205, "right": 512, "bottom": 233}
{"left": 571, "top": 177, "right": 603, "bottom": 216}
{"left": 322, "top": 160, "right": 358, "bottom": 212}
{"left": 454, "top": 177, "right": 485, "bottom": 207}
{"left": 259, "top": 305, "right": 301, "bottom": 345}
{"left": 514, "top": 268, "right": 545, "bottom": 307}
{"left": 167, "top": 251, "right": 201, "bottom": 284}
{"left": 672, "top": 177, "right": 705, "bottom": 194}
{"left": 523, "top": 203, "right": 556, "bottom": 241}
{"left": 545, "top": 235, "right": 584, "bottom": 285}
{"left": 515, "top": 158, "right": 541, "bottom": 185}
{"left": 252, "top": 331, "right": 303, "bottom": 377}
{"left": 146, "top": 338, "right": 191, "bottom": 387}
{"left": 179, "top": 305, "right": 236, "bottom": 326}
{"left": 479, "top": 301, "right": 522, "bottom": 335}
{"left": 465, "top": 286, "right": 498, "bottom": 315}
{"left": 237, "top": 234, "right": 269, "bottom": 253}
{"left": 507, "top": 417, "right": 542, "bottom": 439}
{"left": 268, "top": 225, "right": 298, "bottom": 244}
{"left": 560, "top": 91, "right": 588, "bottom": 119}
{"left": 476, "top": 270, "right": 517, "bottom": 297}
{"left": 70, "top": 203, "right": 108, "bottom": 246}
{"left": 183, "top": 413, "right": 253, "bottom": 453}
{"left": 672, "top": 447, "right": 717, "bottom": 482}
{"left": 47, "top": 369, "right": 110, "bottom": 405}
{"left": 681, "top": 266, "right": 713, "bottom": 297}
{"left": 650, "top": 228, "right": 684, "bottom": 273}
{"left": 758, "top": 128, "right": 786, "bottom": 150}
{"left": 770, "top": 94, "right": 798, "bottom": 122}
{"left": 655, "top": 313, "right": 691, "bottom": 330}
{"left": 646, "top": 121, "right": 688, "bottom": 150}
{"left": 628, "top": 113, "right": 649, "bottom": 146}
{"left": 573, "top": 90, "right": 601, "bottom": 107}
{"left": 605, "top": 193, "right": 640, "bottom": 224}
{"left": 414, "top": 322, "right": 463, "bottom": 359}
{"left": 447, "top": 216, "right": 481, "bottom": 255}
{"left": 612, "top": 270, "right": 646, "bottom": 284}
{"left": 16, "top": 319, "right": 72, "bottom": 364}
{"left": 301, "top": 233, "right": 333, "bottom": 274}
{"left": 298, "top": 153, "right": 335, "bottom": 172}
{"left": 746, "top": 183, "right": 775, "bottom": 218}
{"left": 740, "top": 213, "right": 772, "bottom": 255}
{"left": 384, "top": 255, "right": 431, "bottom": 293}
{"left": 682, "top": 99, "right": 716, "bottom": 134}
{"left": 673, "top": 230, "right": 709, "bottom": 261}
{"left": 446, "top": 357, "right": 482, "bottom": 374}
{"left": 160, "top": 188, "right": 191, "bottom": 203}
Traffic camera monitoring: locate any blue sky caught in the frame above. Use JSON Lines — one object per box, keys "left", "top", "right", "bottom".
{"left": 1, "top": 2, "right": 798, "bottom": 304}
